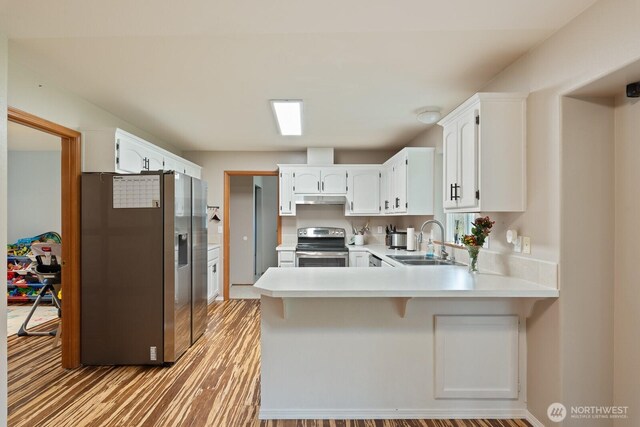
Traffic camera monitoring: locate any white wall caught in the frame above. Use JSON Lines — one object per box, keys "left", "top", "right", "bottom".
{"left": 229, "top": 175, "right": 254, "bottom": 285}
{"left": 0, "top": 31, "right": 9, "bottom": 427}
{"left": 8, "top": 61, "right": 181, "bottom": 156}
{"left": 7, "top": 151, "right": 61, "bottom": 243}
{"left": 404, "top": 0, "right": 640, "bottom": 422}
{"left": 255, "top": 176, "right": 278, "bottom": 276}
{"left": 613, "top": 96, "right": 640, "bottom": 426}
{"left": 561, "top": 96, "right": 615, "bottom": 425}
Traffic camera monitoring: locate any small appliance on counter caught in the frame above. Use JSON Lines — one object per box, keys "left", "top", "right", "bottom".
{"left": 388, "top": 230, "right": 408, "bottom": 249}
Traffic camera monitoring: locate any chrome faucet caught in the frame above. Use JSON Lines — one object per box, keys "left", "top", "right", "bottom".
{"left": 418, "top": 219, "right": 449, "bottom": 260}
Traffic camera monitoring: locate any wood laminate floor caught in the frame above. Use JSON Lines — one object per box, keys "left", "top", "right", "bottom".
{"left": 8, "top": 300, "right": 532, "bottom": 427}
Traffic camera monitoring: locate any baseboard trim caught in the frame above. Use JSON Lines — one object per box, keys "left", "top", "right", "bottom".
{"left": 525, "top": 411, "right": 546, "bottom": 427}
{"left": 259, "top": 408, "right": 530, "bottom": 420}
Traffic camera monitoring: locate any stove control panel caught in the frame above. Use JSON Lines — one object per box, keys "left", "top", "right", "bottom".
{"left": 297, "top": 227, "right": 346, "bottom": 238}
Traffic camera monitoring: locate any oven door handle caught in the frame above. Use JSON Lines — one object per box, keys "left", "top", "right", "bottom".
{"left": 295, "top": 251, "right": 349, "bottom": 257}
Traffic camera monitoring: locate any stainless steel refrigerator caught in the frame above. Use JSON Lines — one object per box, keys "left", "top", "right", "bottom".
{"left": 80, "top": 171, "right": 208, "bottom": 365}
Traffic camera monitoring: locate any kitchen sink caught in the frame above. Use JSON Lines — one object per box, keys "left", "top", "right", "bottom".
{"left": 387, "top": 255, "right": 463, "bottom": 266}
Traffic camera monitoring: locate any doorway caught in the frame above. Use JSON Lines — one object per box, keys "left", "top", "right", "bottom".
{"left": 6, "top": 122, "right": 61, "bottom": 337}
{"left": 7, "top": 108, "right": 81, "bottom": 369}
{"left": 223, "top": 171, "right": 281, "bottom": 300}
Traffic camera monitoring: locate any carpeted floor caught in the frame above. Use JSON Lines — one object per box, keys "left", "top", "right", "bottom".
{"left": 7, "top": 304, "right": 59, "bottom": 336}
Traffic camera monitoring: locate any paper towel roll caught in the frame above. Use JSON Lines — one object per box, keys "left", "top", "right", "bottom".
{"left": 406, "top": 228, "right": 416, "bottom": 251}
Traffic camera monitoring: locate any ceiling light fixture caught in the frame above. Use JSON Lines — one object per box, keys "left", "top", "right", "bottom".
{"left": 270, "top": 100, "right": 303, "bottom": 136}
{"left": 416, "top": 109, "right": 441, "bottom": 124}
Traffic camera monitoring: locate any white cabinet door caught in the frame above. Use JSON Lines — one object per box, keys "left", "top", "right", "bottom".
{"left": 116, "top": 135, "right": 146, "bottom": 173}
{"left": 321, "top": 168, "right": 347, "bottom": 194}
{"left": 439, "top": 93, "right": 526, "bottom": 212}
{"left": 457, "top": 109, "right": 479, "bottom": 209}
{"left": 207, "top": 258, "right": 219, "bottom": 303}
{"left": 349, "top": 251, "right": 369, "bottom": 267}
{"left": 347, "top": 169, "right": 380, "bottom": 215}
{"left": 185, "top": 163, "right": 202, "bottom": 179}
{"left": 392, "top": 156, "right": 407, "bottom": 213}
{"left": 293, "top": 168, "right": 321, "bottom": 194}
{"left": 435, "top": 315, "right": 519, "bottom": 399}
{"left": 443, "top": 123, "right": 459, "bottom": 209}
{"left": 279, "top": 169, "right": 295, "bottom": 216}
{"left": 380, "top": 166, "right": 391, "bottom": 213}
{"left": 146, "top": 148, "right": 164, "bottom": 172}
{"left": 163, "top": 155, "right": 180, "bottom": 173}
{"left": 278, "top": 250, "right": 295, "bottom": 267}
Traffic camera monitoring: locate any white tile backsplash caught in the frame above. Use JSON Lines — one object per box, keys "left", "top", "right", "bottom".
{"left": 449, "top": 245, "right": 558, "bottom": 288}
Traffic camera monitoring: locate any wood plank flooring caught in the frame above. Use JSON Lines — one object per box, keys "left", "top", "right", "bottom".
{"left": 8, "top": 300, "right": 532, "bottom": 427}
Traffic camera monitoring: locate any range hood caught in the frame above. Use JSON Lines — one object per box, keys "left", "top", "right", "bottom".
{"left": 294, "top": 195, "right": 347, "bottom": 205}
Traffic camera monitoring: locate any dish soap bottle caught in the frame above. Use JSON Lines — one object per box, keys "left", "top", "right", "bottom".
{"left": 426, "top": 238, "right": 435, "bottom": 258}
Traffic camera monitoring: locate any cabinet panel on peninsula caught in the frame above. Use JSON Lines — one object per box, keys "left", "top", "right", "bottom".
{"left": 439, "top": 93, "right": 527, "bottom": 213}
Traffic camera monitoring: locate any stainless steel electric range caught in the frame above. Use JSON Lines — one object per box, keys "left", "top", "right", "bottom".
{"left": 295, "top": 227, "right": 349, "bottom": 267}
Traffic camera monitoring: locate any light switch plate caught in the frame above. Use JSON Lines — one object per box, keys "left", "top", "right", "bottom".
{"left": 377, "top": 226, "right": 383, "bottom": 234}
{"left": 522, "top": 237, "right": 531, "bottom": 254}
{"left": 217, "top": 225, "right": 223, "bottom": 234}
{"left": 514, "top": 236, "right": 522, "bottom": 253}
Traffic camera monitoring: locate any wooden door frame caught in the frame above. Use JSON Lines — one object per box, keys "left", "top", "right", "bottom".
{"left": 223, "top": 171, "right": 281, "bottom": 300}
{"left": 8, "top": 107, "right": 81, "bottom": 369}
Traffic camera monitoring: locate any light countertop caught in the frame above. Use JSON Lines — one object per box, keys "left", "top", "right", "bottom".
{"left": 264, "top": 243, "right": 559, "bottom": 298}
{"left": 254, "top": 266, "right": 559, "bottom": 298}
{"left": 276, "top": 244, "right": 296, "bottom": 251}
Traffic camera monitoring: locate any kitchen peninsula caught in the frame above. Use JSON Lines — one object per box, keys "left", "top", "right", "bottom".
{"left": 254, "top": 263, "right": 558, "bottom": 421}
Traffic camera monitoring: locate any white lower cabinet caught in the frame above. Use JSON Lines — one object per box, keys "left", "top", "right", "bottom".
{"left": 434, "top": 315, "right": 519, "bottom": 399}
{"left": 207, "top": 248, "right": 220, "bottom": 303}
{"left": 278, "top": 250, "right": 295, "bottom": 268}
{"left": 349, "top": 251, "right": 369, "bottom": 267}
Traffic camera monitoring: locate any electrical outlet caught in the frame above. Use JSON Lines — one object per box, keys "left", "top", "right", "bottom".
{"left": 377, "top": 226, "right": 383, "bottom": 234}
{"left": 217, "top": 225, "right": 223, "bottom": 234}
{"left": 514, "top": 236, "right": 522, "bottom": 253}
{"left": 522, "top": 237, "right": 531, "bottom": 254}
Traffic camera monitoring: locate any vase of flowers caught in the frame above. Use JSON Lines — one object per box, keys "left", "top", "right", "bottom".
{"left": 462, "top": 216, "right": 495, "bottom": 273}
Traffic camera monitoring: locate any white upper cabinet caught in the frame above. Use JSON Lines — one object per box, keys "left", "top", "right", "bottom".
{"left": 278, "top": 148, "right": 434, "bottom": 217}
{"left": 321, "top": 168, "right": 348, "bottom": 194}
{"left": 82, "top": 128, "right": 202, "bottom": 179}
{"left": 279, "top": 168, "right": 295, "bottom": 216}
{"left": 346, "top": 168, "right": 381, "bottom": 215}
{"left": 116, "top": 133, "right": 148, "bottom": 173}
{"left": 382, "top": 147, "right": 435, "bottom": 216}
{"left": 293, "top": 168, "right": 321, "bottom": 194}
{"left": 292, "top": 168, "right": 347, "bottom": 194}
{"left": 439, "top": 93, "right": 527, "bottom": 213}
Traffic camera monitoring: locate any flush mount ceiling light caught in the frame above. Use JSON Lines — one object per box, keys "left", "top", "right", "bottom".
{"left": 416, "top": 109, "right": 441, "bottom": 124}
{"left": 270, "top": 99, "right": 303, "bottom": 136}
